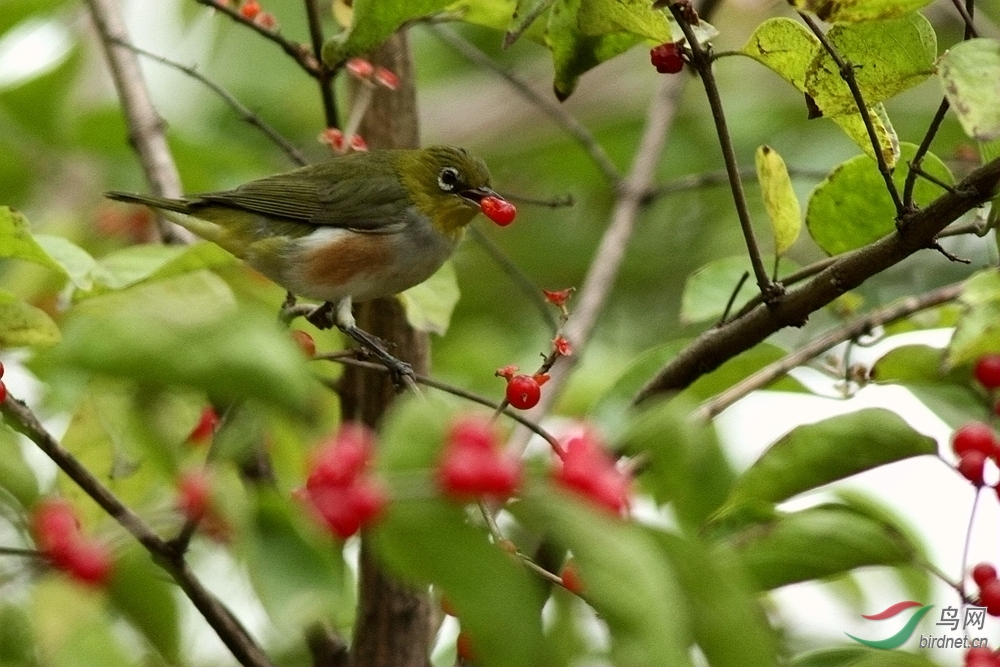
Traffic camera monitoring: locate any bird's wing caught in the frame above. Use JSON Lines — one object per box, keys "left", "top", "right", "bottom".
{"left": 195, "top": 156, "right": 412, "bottom": 232}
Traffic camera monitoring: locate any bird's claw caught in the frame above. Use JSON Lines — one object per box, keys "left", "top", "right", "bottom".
{"left": 306, "top": 303, "right": 336, "bottom": 330}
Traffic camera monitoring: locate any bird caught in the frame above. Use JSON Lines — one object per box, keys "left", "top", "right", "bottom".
{"left": 106, "top": 145, "right": 514, "bottom": 377}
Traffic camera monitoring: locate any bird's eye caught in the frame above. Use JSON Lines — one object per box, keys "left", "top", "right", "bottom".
{"left": 438, "top": 167, "right": 460, "bottom": 192}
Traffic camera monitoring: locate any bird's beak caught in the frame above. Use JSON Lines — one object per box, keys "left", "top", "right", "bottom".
{"left": 459, "top": 186, "right": 499, "bottom": 206}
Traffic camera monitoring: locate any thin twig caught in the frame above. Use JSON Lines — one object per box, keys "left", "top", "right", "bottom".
{"left": 950, "top": 0, "right": 980, "bottom": 37}
{"left": 303, "top": 0, "right": 339, "bottom": 128}
{"left": 194, "top": 0, "right": 320, "bottom": 76}
{"left": 798, "top": 12, "right": 904, "bottom": 217}
{"left": 468, "top": 227, "right": 557, "bottom": 332}
{"left": 642, "top": 166, "right": 829, "bottom": 205}
{"left": 0, "top": 396, "right": 274, "bottom": 667}
{"left": 85, "top": 0, "right": 188, "bottom": 243}
{"left": 504, "top": 72, "right": 688, "bottom": 457}
{"left": 428, "top": 25, "right": 622, "bottom": 187}
{"left": 693, "top": 280, "right": 966, "bottom": 420}
{"left": 109, "top": 37, "right": 307, "bottom": 167}
{"left": 0, "top": 546, "right": 40, "bottom": 558}
{"left": 671, "top": 5, "right": 779, "bottom": 302}
{"left": 904, "top": 100, "right": 951, "bottom": 210}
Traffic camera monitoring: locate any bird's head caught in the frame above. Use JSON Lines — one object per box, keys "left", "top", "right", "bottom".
{"left": 397, "top": 145, "right": 503, "bottom": 239}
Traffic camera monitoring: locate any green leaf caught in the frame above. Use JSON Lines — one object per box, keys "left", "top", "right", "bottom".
{"left": 398, "top": 261, "right": 460, "bottom": 335}
{"left": 803, "top": 14, "right": 936, "bottom": 119}
{"left": 741, "top": 21, "right": 900, "bottom": 163}
{"left": 243, "top": 491, "right": 349, "bottom": 632}
{"left": 947, "top": 269, "right": 1000, "bottom": 367}
{"left": 107, "top": 547, "right": 180, "bottom": 663}
{"left": 34, "top": 235, "right": 98, "bottom": 290}
{"left": 504, "top": 0, "right": 555, "bottom": 47}
{"left": 742, "top": 17, "right": 820, "bottom": 90}
{"left": 655, "top": 534, "right": 778, "bottom": 666}
{"left": 938, "top": 38, "right": 1000, "bottom": 141}
{"left": 322, "top": 0, "right": 454, "bottom": 66}
{"left": 871, "top": 344, "right": 986, "bottom": 427}
{"left": 546, "top": 0, "right": 642, "bottom": 101}
{"left": 729, "top": 505, "right": 917, "bottom": 590}
{"left": 718, "top": 408, "right": 936, "bottom": 516}
{"left": 577, "top": 0, "right": 671, "bottom": 41}
{"left": 680, "top": 255, "right": 800, "bottom": 324}
{"left": 0, "top": 289, "right": 60, "bottom": 348}
{"left": 791, "top": 647, "right": 939, "bottom": 667}
{"left": 756, "top": 145, "right": 802, "bottom": 257}
{"left": 683, "top": 342, "right": 809, "bottom": 402}
{"left": 372, "top": 499, "right": 548, "bottom": 667}
{"left": 790, "top": 0, "right": 933, "bottom": 23}
{"left": 513, "top": 488, "right": 692, "bottom": 667}
{"left": 34, "top": 272, "right": 316, "bottom": 415}
{"left": 0, "top": 206, "right": 65, "bottom": 276}
{"left": 806, "top": 143, "right": 953, "bottom": 256}
{"left": 0, "top": 425, "right": 40, "bottom": 508}
{"left": 831, "top": 102, "right": 900, "bottom": 168}
{"left": 620, "top": 399, "right": 734, "bottom": 531}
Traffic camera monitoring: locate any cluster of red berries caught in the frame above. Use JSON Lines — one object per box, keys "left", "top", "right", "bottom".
{"left": 234, "top": 0, "right": 277, "bottom": 29}
{"left": 953, "top": 354, "right": 1000, "bottom": 487}
{"left": 496, "top": 365, "right": 549, "bottom": 411}
{"left": 0, "top": 361, "right": 7, "bottom": 403}
{"left": 480, "top": 196, "right": 517, "bottom": 226}
{"left": 967, "top": 647, "right": 1000, "bottom": 667}
{"left": 553, "top": 429, "right": 631, "bottom": 516}
{"left": 319, "top": 128, "right": 368, "bottom": 153}
{"left": 187, "top": 405, "right": 220, "bottom": 445}
{"left": 437, "top": 417, "right": 522, "bottom": 500}
{"left": 345, "top": 58, "right": 400, "bottom": 90}
{"left": 972, "top": 562, "right": 1000, "bottom": 614}
{"left": 31, "top": 498, "right": 112, "bottom": 586}
{"left": 650, "top": 42, "right": 685, "bottom": 74}
{"left": 302, "top": 424, "right": 388, "bottom": 539}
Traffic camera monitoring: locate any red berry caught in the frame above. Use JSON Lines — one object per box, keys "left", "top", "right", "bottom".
{"left": 177, "top": 470, "right": 212, "bottom": 521}
{"left": 348, "top": 134, "right": 368, "bottom": 152}
{"left": 64, "top": 540, "right": 112, "bottom": 586}
{"left": 31, "top": 498, "right": 81, "bottom": 567}
{"left": 438, "top": 417, "right": 522, "bottom": 500}
{"left": 373, "top": 66, "right": 399, "bottom": 90}
{"left": 456, "top": 631, "right": 476, "bottom": 663}
{"left": 0, "top": 380, "right": 6, "bottom": 403}
{"left": 554, "top": 430, "right": 631, "bottom": 515}
{"left": 981, "top": 579, "right": 1000, "bottom": 615}
{"left": 480, "top": 196, "right": 516, "bottom": 226}
{"left": 291, "top": 330, "right": 316, "bottom": 357}
{"left": 308, "top": 478, "right": 387, "bottom": 539}
{"left": 952, "top": 422, "right": 996, "bottom": 458}
{"left": 975, "top": 354, "right": 1000, "bottom": 390}
{"left": 239, "top": 0, "right": 261, "bottom": 19}
{"left": 188, "top": 406, "right": 220, "bottom": 444}
{"left": 650, "top": 42, "right": 684, "bottom": 74}
{"left": 506, "top": 374, "right": 541, "bottom": 410}
{"left": 974, "top": 562, "right": 998, "bottom": 588}
{"left": 560, "top": 560, "right": 584, "bottom": 594}
{"left": 307, "top": 423, "right": 377, "bottom": 490}
{"left": 958, "top": 450, "right": 988, "bottom": 486}
{"left": 966, "top": 647, "right": 995, "bottom": 667}
{"left": 254, "top": 11, "right": 276, "bottom": 29}
{"left": 319, "top": 127, "right": 344, "bottom": 150}
{"left": 345, "top": 58, "right": 374, "bottom": 79}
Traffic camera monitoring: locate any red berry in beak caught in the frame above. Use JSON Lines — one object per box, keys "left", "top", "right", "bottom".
{"left": 480, "top": 196, "right": 516, "bottom": 226}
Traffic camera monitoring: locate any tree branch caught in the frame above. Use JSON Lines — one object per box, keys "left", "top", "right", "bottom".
{"left": 303, "top": 0, "right": 339, "bottom": 128}
{"left": 0, "top": 395, "right": 274, "bottom": 667}
{"left": 635, "top": 156, "right": 1000, "bottom": 403}
{"left": 695, "top": 279, "right": 966, "bottom": 420}
{"left": 84, "top": 0, "right": 188, "bottom": 244}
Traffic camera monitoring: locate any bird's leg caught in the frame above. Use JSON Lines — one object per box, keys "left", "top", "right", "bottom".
{"left": 305, "top": 302, "right": 337, "bottom": 330}
{"left": 331, "top": 298, "right": 414, "bottom": 383}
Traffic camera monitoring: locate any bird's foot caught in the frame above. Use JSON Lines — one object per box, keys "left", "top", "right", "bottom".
{"left": 341, "top": 325, "right": 414, "bottom": 386}
{"left": 306, "top": 302, "right": 337, "bottom": 330}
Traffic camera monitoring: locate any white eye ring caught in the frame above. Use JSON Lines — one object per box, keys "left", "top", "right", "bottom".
{"left": 438, "top": 167, "right": 460, "bottom": 192}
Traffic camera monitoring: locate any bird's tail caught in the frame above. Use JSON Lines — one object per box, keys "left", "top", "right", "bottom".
{"left": 105, "top": 191, "right": 192, "bottom": 213}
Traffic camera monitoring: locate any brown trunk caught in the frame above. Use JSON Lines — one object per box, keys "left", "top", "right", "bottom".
{"left": 341, "top": 31, "right": 432, "bottom": 667}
